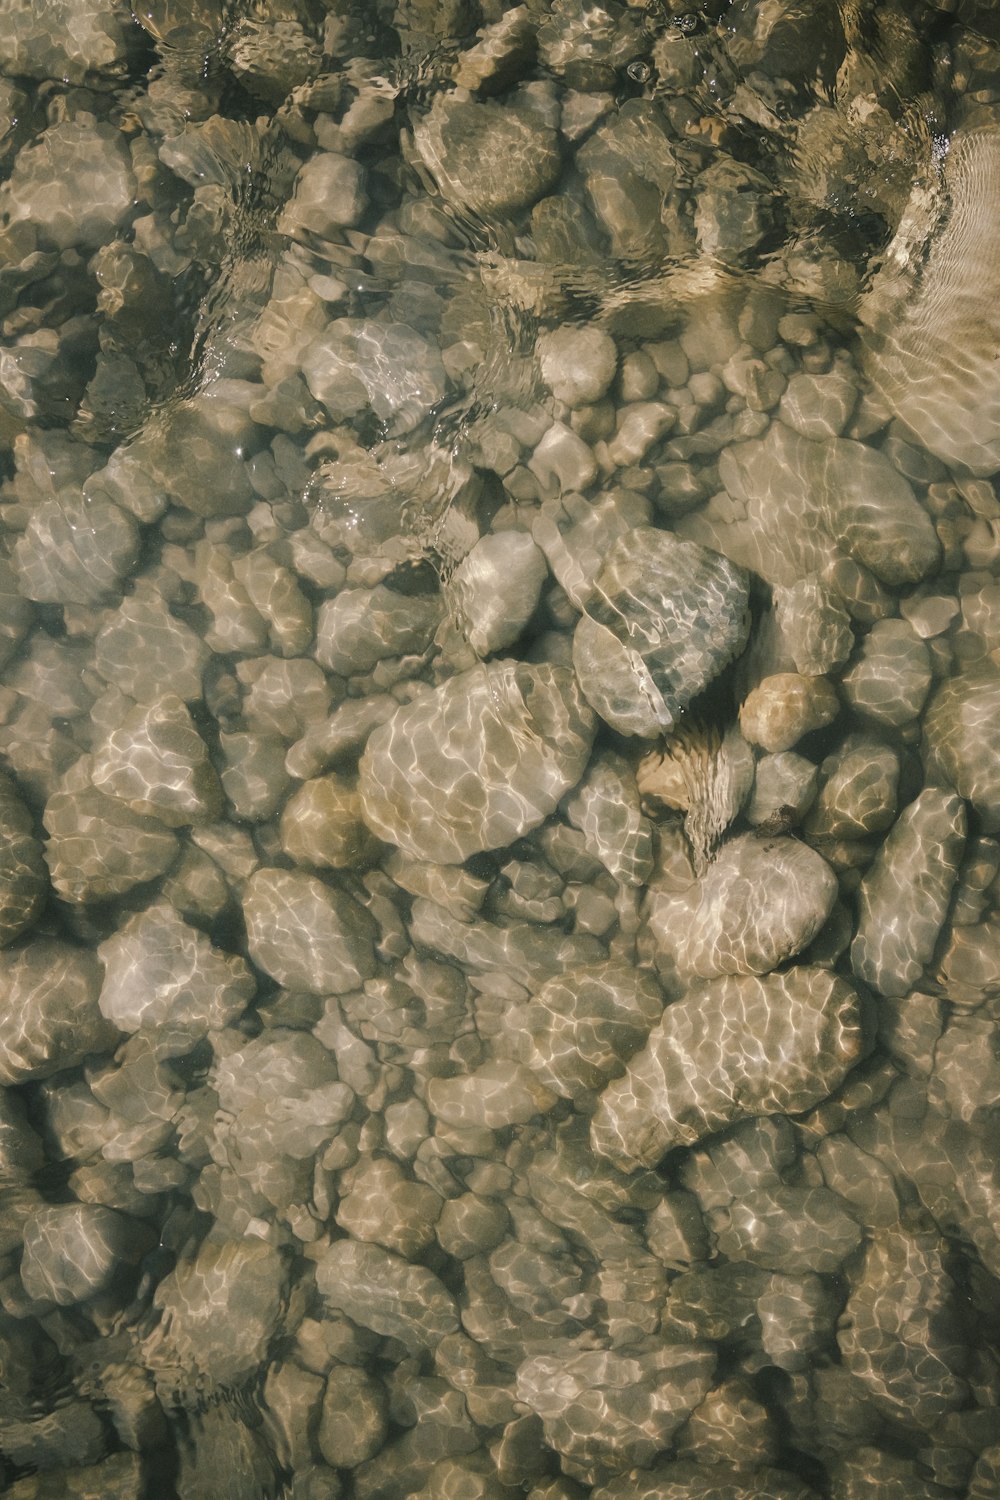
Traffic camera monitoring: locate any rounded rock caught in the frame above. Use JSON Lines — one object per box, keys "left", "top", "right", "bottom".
{"left": 243, "top": 867, "right": 378, "bottom": 994}
{"left": 538, "top": 326, "right": 618, "bottom": 409}
{"left": 739, "top": 673, "right": 839, "bottom": 753}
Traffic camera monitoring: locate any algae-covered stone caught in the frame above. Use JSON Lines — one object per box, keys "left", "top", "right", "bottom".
{"left": 573, "top": 528, "right": 750, "bottom": 739}
{"left": 592, "top": 967, "right": 867, "bottom": 1170}
{"left": 358, "top": 660, "right": 595, "bottom": 864}
{"left": 243, "top": 867, "right": 378, "bottom": 994}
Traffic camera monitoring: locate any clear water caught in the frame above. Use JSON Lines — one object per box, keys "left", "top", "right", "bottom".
{"left": 1, "top": 2, "right": 1000, "bottom": 1497}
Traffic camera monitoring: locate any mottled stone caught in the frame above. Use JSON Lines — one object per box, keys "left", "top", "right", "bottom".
{"left": 778, "top": 370, "right": 857, "bottom": 441}
{"left": 841, "top": 619, "right": 932, "bottom": 728}
{"left": 710, "top": 1186, "right": 862, "bottom": 1274}
{"left": 428, "top": 1060, "right": 557, "bottom": 1129}
{"left": 91, "top": 695, "right": 222, "bottom": 827}
{"left": 923, "top": 665, "right": 1000, "bottom": 830}
{"left": 94, "top": 590, "right": 209, "bottom": 704}
{"left": 573, "top": 528, "right": 750, "bottom": 739}
{"left": 314, "top": 1239, "right": 459, "bottom": 1352}
{"left": 653, "top": 834, "right": 838, "bottom": 980}
{"left": 0, "top": 0, "right": 131, "bottom": 82}
{"left": 279, "top": 151, "right": 367, "bottom": 239}
{"left": 838, "top": 1226, "right": 968, "bottom": 1427}
{"left": 219, "top": 731, "right": 291, "bottom": 821}
{"left": 515, "top": 1338, "right": 715, "bottom": 1482}
{"left": 773, "top": 575, "right": 853, "bottom": 675}
{"left": 756, "top": 1272, "right": 841, "bottom": 1373}
{"left": 0, "top": 942, "right": 113, "bottom": 1085}
{"left": 315, "top": 582, "right": 442, "bottom": 677}
{"left": 451, "top": 531, "right": 548, "bottom": 657}
{"left": 577, "top": 101, "right": 681, "bottom": 262}
{"left": 676, "top": 1378, "right": 777, "bottom": 1468}
{"left": 280, "top": 773, "right": 379, "bottom": 869}
{"left": 14, "top": 492, "right": 138, "bottom": 605}
{"left": 592, "top": 967, "right": 867, "bottom": 1169}
{"left": 532, "top": 487, "right": 651, "bottom": 610}
{"left": 638, "top": 725, "right": 755, "bottom": 869}
{"left": 358, "top": 661, "right": 595, "bottom": 864}
{"left": 243, "top": 867, "right": 378, "bottom": 994}
{"left": 212, "top": 1029, "right": 354, "bottom": 1172}
{"left": 745, "top": 752, "right": 818, "bottom": 828}
{"left": 20, "top": 1204, "right": 151, "bottom": 1306}
{"left": 43, "top": 781, "right": 180, "bottom": 903}
{"left": 98, "top": 901, "right": 254, "bottom": 1036}
{"left": 145, "top": 1238, "right": 288, "bottom": 1388}
{"left": 851, "top": 788, "right": 966, "bottom": 998}
{"left": 538, "top": 326, "right": 618, "bottom": 408}
{"left": 413, "top": 90, "right": 561, "bottom": 218}
{"left": 739, "top": 673, "right": 839, "bottom": 754}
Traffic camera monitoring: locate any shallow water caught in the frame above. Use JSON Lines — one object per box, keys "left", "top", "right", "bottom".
{"left": 1, "top": 1, "right": 1000, "bottom": 1497}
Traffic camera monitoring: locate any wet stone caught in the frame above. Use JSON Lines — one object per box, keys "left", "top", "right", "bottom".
{"left": 0, "top": 0, "right": 131, "bottom": 82}
{"left": 710, "top": 1185, "right": 863, "bottom": 1274}
{"left": 451, "top": 531, "right": 548, "bottom": 657}
{"left": 923, "top": 665, "right": 1000, "bottom": 831}
{"left": 0, "top": 941, "right": 114, "bottom": 1085}
{"left": 1, "top": 121, "right": 136, "bottom": 251}
{"left": 532, "top": 487, "right": 651, "bottom": 611}
{"left": 428, "top": 1059, "right": 557, "bottom": 1129}
{"left": 773, "top": 576, "right": 854, "bottom": 676}
{"left": 94, "top": 589, "right": 210, "bottom": 704}
{"left": 358, "top": 660, "right": 595, "bottom": 864}
{"left": 745, "top": 752, "right": 818, "bottom": 828}
{"left": 538, "top": 325, "right": 618, "bottom": 409}
{"left": 43, "top": 779, "right": 180, "bottom": 903}
{"left": 219, "top": 731, "right": 291, "bottom": 821}
{"left": 778, "top": 370, "right": 857, "bottom": 441}
{"left": 280, "top": 773, "right": 379, "bottom": 869}
{"left": 851, "top": 788, "right": 967, "bottom": 998}
{"left": 243, "top": 867, "right": 378, "bottom": 994}
{"left": 97, "top": 901, "right": 254, "bottom": 1037}
{"left": 756, "top": 1272, "right": 841, "bottom": 1373}
{"left": 573, "top": 528, "right": 750, "bottom": 739}
{"left": 315, "top": 584, "right": 443, "bottom": 678}
{"left": 592, "top": 967, "right": 867, "bottom": 1169}
{"left": 90, "top": 694, "right": 223, "bottom": 827}
{"left": 563, "top": 750, "right": 654, "bottom": 886}
{"left": 20, "top": 1203, "right": 151, "bottom": 1306}
{"left": 805, "top": 736, "right": 900, "bottom": 840}
{"left": 336, "top": 1155, "right": 442, "bottom": 1259}
{"left": 637, "top": 725, "right": 755, "bottom": 870}
{"left": 14, "top": 492, "right": 138, "bottom": 605}
{"left": 278, "top": 151, "right": 368, "bottom": 239}
{"left": 739, "top": 673, "right": 839, "bottom": 754}
{"left": 314, "top": 1239, "right": 459, "bottom": 1352}
{"left": 841, "top": 619, "right": 932, "bottom": 728}
{"left": 318, "top": 1366, "right": 388, "bottom": 1469}
{"left": 0, "top": 770, "right": 45, "bottom": 947}
{"left": 413, "top": 90, "right": 562, "bottom": 219}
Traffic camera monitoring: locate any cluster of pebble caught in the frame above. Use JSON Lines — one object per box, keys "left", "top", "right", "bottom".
{"left": 1, "top": 0, "right": 1000, "bottom": 1498}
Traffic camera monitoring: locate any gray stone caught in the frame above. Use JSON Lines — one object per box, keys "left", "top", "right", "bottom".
{"left": 923, "top": 665, "right": 1000, "bottom": 830}
{"left": 279, "top": 152, "right": 367, "bottom": 239}
{"left": 91, "top": 695, "right": 223, "bottom": 827}
{"left": 841, "top": 619, "right": 932, "bottom": 728}
{"left": 14, "top": 492, "right": 138, "bottom": 605}
{"left": 336, "top": 1155, "right": 442, "bottom": 1259}
{"left": 451, "top": 531, "right": 548, "bottom": 657}
{"left": 806, "top": 736, "right": 900, "bottom": 840}
{"left": 563, "top": 750, "right": 653, "bottom": 886}
{"left": 358, "top": 661, "right": 595, "bottom": 864}
{"left": 1, "top": 121, "right": 136, "bottom": 250}
{"left": 94, "top": 589, "right": 210, "bottom": 703}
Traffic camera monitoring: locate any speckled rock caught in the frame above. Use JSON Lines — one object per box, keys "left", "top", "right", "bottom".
{"left": 144, "top": 1238, "right": 288, "bottom": 1389}
{"left": 43, "top": 779, "right": 180, "bottom": 903}
{"left": 243, "top": 867, "right": 378, "bottom": 994}
{"left": 358, "top": 661, "right": 595, "bottom": 864}
{"left": 653, "top": 835, "right": 838, "bottom": 980}
{"left": 450, "top": 531, "right": 548, "bottom": 657}
{"left": 851, "top": 788, "right": 967, "bottom": 998}
{"left": 0, "top": 121, "right": 136, "bottom": 251}
{"left": 710, "top": 1186, "right": 863, "bottom": 1274}
{"left": 428, "top": 1060, "right": 557, "bottom": 1129}
{"left": 739, "top": 673, "right": 839, "bottom": 753}
{"left": 838, "top": 1226, "right": 969, "bottom": 1427}
{"left": 91, "top": 695, "right": 223, "bottom": 827}
{"left": 504, "top": 962, "right": 663, "bottom": 1101}
{"left": 0, "top": 941, "right": 113, "bottom": 1085}
{"left": 0, "top": 771, "right": 46, "bottom": 947}
{"left": 336, "top": 1155, "right": 442, "bottom": 1258}
{"left": 20, "top": 1204, "right": 152, "bottom": 1306}
{"left": 538, "top": 326, "right": 618, "bottom": 408}
{"left": 14, "top": 492, "right": 138, "bottom": 605}
{"left": 923, "top": 665, "right": 1000, "bottom": 830}
{"left": 413, "top": 90, "right": 561, "bottom": 218}
{"left": 805, "top": 736, "right": 899, "bottom": 840}
{"left": 563, "top": 750, "right": 654, "bottom": 886}
{"left": 516, "top": 1337, "right": 715, "bottom": 1482}
{"left": 841, "top": 619, "right": 932, "bottom": 728}
{"left": 592, "top": 966, "right": 867, "bottom": 1169}
{"left": 97, "top": 901, "right": 254, "bottom": 1037}
{"left": 314, "top": 1239, "right": 459, "bottom": 1352}
{"left": 573, "top": 528, "right": 750, "bottom": 739}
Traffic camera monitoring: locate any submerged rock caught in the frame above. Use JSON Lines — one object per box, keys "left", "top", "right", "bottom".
{"left": 924, "top": 665, "right": 1000, "bottom": 830}
{"left": 0, "top": 941, "right": 113, "bottom": 1085}
{"left": 358, "top": 660, "right": 595, "bottom": 864}
{"left": 573, "top": 528, "right": 750, "bottom": 739}
{"left": 314, "top": 1239, "right": 459, "bottom": 1352}
{"left": 592, "top": 967, "right": 867, "bottom": 1170}
{"left": 0, "top": 770, "right": 46, "bottom": 947}
{"left": 413, "top": 90, "right": 561, "bottom": 219}
{"left": 20, "top": 1203, "right": 152, "bottom": 1306}
{"left": 243, "top": 867, "right": 378, "bottom": 994}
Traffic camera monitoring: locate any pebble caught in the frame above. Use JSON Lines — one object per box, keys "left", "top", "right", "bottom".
{"left": 805, "top": 736, "right": 900, "bottom": 840}
{"left": 314, "top": 1239, "right": 459, "bottom": 1353}
{"left": 242, "top": 867, "right": 379, "bottom": 994}
{"left": 90, "top": 694, "right": 223, "bottom": 826}
{"left": 745, "top": 752, "right": 819, "bottom": 828}
{"left": 778, "top": 369, "right": 857, "bottom": 440}
{"left": 43, "top": 778, "right": 180, "bottom": 903}
{"left": 563, "top": 751, "right": 653, "bottom": 886}
{"left": 1, "top": 120, "right": 136, "bottom": 251}
{"left": 841, "top": 619, "right": 932, "bottom": 728}
{"left": 358, "top": 661, "right": 595, "bottom": 864}
{"left": 315, "top": 584, "right": 443, "bottom": 678}
{"left": 739, "top": 672, "right": 839, "bottom": 753}
{"left": 413, "top": 91, "right": 562, "bottom": 218}
{"left": 280, "top": 773, "right": 379, "bottom": 869}
{"left": 336, "top": 1155, "right": 443, "bottom": 1259}
{"left": 710, "top": 1185, "right": 863, "bottom": 1274}
{"left": 923, "top": 665, "right": 1000, "bottom": 830}
{"left": 278, "top": 152, "right": 368, "bottom": 239}
{"left": 94, "top": 588, "right": 209, "bottom": 704}
{"left": 451, "top": 531, "right": 547, "bottom": 657}
{"left": 14, "top": 492, "right": 138, "bottom": 605}
{"left": 20, "top": 1203, "right": 152, "bottom": 1306}
{"left": 532, "top": 487, "right": 651, "bottom": 610}
{"left": 0, "top": 941, "right": 114, "bottom": 1085}
{"left": 427, "top": 1060, "right": 557, "bottom": 1129}
{"left": 773, "top": 575, "right": 854, "bottom": 675}
{"left": 537, "top": 326, "right": 618, "bottom": 408}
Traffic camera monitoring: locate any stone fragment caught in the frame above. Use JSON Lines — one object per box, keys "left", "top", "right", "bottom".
{"left": 529, "top": 420, "right": 597, "bottom": 493}
{"left": 506, "top": 962, "right": 662, "bottom": 1101}
{"left": 314, "top": 1239, "right": 459, "bottom": 1352}
{"left": 0, "top": 942, "right": 113, "bottom": 1085}
{"left": 91, "top": 695, "right": 222, "bottom": 827}
{"left": 408, "top": 896, "right": 604, "bottom": 989}
{"left": 537, "top": 326, "right": 617, "bottom": 408}
{"left": 654, "top": 835, "right": 838, "bottom": 980}
{"left": 577, "top": 101, "right": 681, "bottom": 262}
{"left": 14, "top": 492, "right": 138, "bottom": 605}
{"left": 243, "top": 868, "right": 378, "bottom": 994}
{"left": 739, "top": 673, "right": 839, "bottom": 753}
{"left": 212, "top": 1030, "right": 354, "bottom": 1173}
{"left": 841, "top": 619, "right": 932, "bottom": 728}
{"left": 694, "top": 158, "right": 775, "bottom": 265}
{"left": 145, "top": 1239, "right": 288, "bottom": 1388}
{"left": 98, "top": 901, "right": 255, "bottom": 1037}
{"left": 515, "top": 1338, "right": 715, "bottom": 1482}
{"left": 358, "top": 661, "right": 595, "bottom": 864}
{"left": 851, "top": 788, "right": 966, "bottom": 998}
{"left": 573, "top": 528, "right": 750, "bottom": 739}
{"left": 592, "top": 967, "right": 867, "bottom": 1169}
{"left": 428, "top": 1060, "right": 557, "bottom": 1129}
{"left": 923, "top": 665, "right": 1000, "bottom": 829}
{"left": 413, "top": 90, "right": 561, "bottom": 218}
{"left": 838, "top": 1226, "right": 968, "bottom": 1427}
{"left": 451, "top": 531, "right": 548, "bottom": 657}
{"left": 756, "top": 1272, "right": 841, "bottom": 1373}
{"left": 44, "top": 781, "right": 179, "bottom": 903}
{"left": 20, "top": 1204, "right": 152, "bottom": 1306}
